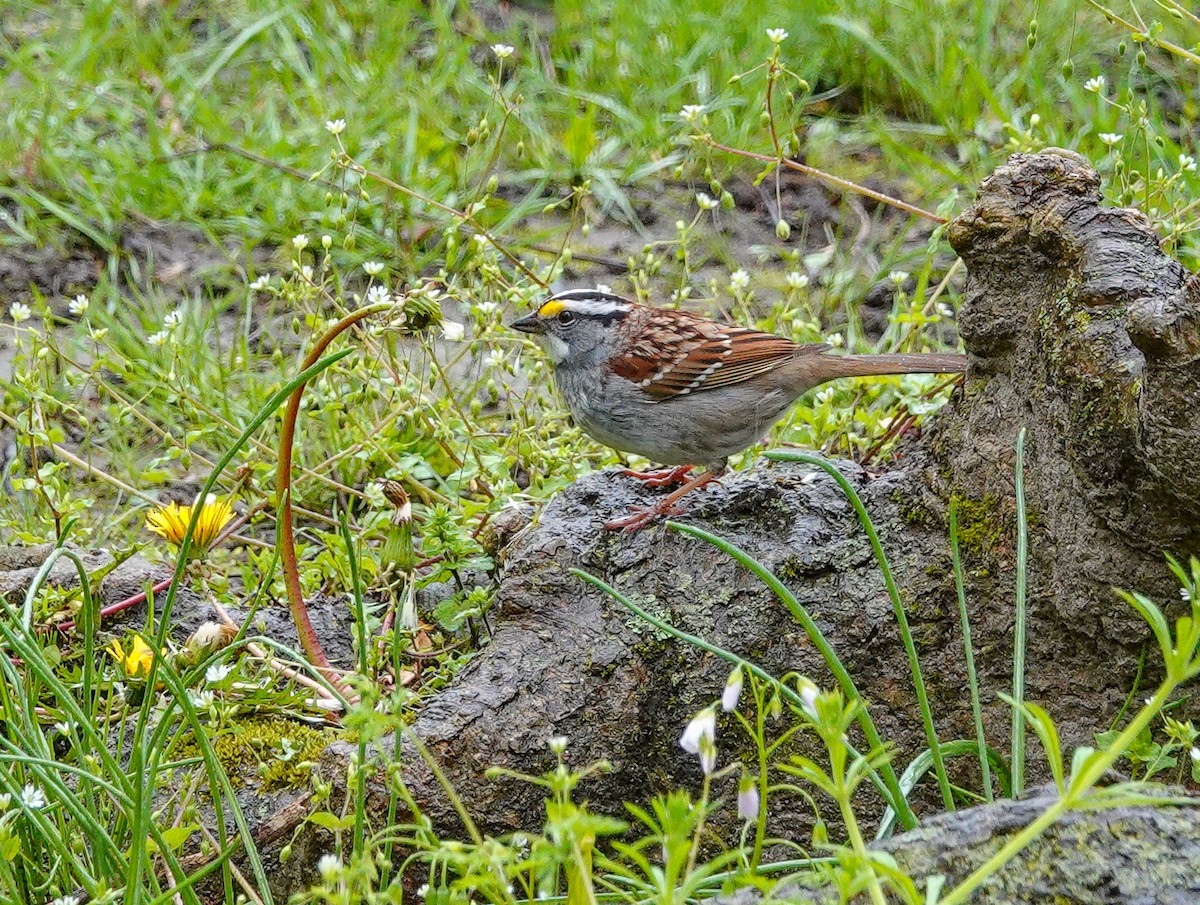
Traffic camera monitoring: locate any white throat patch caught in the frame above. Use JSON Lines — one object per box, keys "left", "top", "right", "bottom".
{"left": 537, "top": 332, "right": 570, "bottom": 363}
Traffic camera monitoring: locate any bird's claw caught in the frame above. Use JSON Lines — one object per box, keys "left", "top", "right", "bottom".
{"left": 603, "top": 469, "right": 722, "bottom": 532}
{"left": 617, "top": 465, "right": 695, "bottom": 487}
{"left": 603, "top": 501, "right": 687, "bottom": 532}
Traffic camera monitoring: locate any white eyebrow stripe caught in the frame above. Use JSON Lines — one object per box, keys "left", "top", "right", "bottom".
{"left": 546, "top": 289, "right": 633, "bottom": 317}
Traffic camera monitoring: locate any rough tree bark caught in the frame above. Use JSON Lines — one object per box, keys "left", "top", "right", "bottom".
{"left": 325, "top": 149, "right": 1200, "bottom": 888}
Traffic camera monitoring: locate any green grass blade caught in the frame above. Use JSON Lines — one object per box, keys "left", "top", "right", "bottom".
{"left": 950, "top": 499, "right": 993, "bottom": 801}
{"left": 762, "top": 451, "right": 953, "bottom": 810}
{"left": 1011, "top": 427, "right": 1029, "bottom": 796}
{"left": 151, "top": 347, "right": 354, "bottom": 642}
{"left": 661, "top": 522, "right": 919, "bottom": 830}
{"left": 571, "top": 566, "right": 915, "bottom": 831}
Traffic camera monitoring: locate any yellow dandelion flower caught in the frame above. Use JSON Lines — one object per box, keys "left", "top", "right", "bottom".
{"left": 146, "top": 494, "right": 234, "bottom": 553}
{"left": 109, "top": 636, "right": 156, "bottom": 678}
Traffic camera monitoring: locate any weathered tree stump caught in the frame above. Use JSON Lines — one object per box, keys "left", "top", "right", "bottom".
{"left": 344, "top": 149, "right": 1200, "bottom": 868}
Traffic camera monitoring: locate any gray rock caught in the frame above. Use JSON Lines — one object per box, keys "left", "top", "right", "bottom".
{"left": 717, "top": 786, "right": 1200, "bottom": 904}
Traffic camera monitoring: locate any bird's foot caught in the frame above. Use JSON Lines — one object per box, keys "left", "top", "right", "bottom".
{"left": 617, "top": 464, "right": 695, "bottom": 487}
{"left": 603, "top": 470, "right": 721, "bottom": 532}
{"left": 603, "top": 501, "right": 688, "bottom": 532}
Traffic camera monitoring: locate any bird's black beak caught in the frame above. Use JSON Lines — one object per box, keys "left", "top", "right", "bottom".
{"left": 509, "top": 313, "right": 544, "bottom": 334}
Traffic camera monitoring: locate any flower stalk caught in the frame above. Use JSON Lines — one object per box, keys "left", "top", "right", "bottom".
{"left": 277, "top": 302, "right": 393, "bottom": 682}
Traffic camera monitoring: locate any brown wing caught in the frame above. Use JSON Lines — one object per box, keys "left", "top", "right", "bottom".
{"left": 609, "top": 307, "right": 829, "bottom": 401}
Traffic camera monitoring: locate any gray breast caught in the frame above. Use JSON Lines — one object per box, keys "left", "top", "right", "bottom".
{"left": 554, "top": 366, "right": 796, "bottom": 467}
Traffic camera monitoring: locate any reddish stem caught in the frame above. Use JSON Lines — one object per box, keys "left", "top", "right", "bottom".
{"left": 277, "top": 303, "right": 392, "bottom": 683}
{"left": 52, "top": 576, "right": 175, "bottom": 633}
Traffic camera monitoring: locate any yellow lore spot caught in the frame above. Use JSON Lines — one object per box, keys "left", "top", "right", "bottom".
{"left": 537, "top": 299, "right": 567, "bottom": 318}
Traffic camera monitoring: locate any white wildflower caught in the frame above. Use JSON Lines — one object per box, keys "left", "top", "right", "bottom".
{"left": 698, "top": 733, "right": 717, "bottom": 774}
{"left": 786, "top": 271, "right": 809, "bottom": 289}
{"left": 548, "top": 736, "right": 569, "bottom": 754}
{"left": 680, "top": 706, "right": 716, "bottom": 755}
{"left": 366, "top": 285, "right": 391, "bottom": 306}
{"left": 21, "top": 784, "right": 46, "bottom": 810}
{"left": 491, "top": 44, "right": 515, "bottom": 59}
{"left": 680, "top": 104, "right": 705, "bottom": 124}
{"left": 828, "top": 332, "right": 845, "bottom": 348}
{"left": 696, "top": 192, "right": 718, "bottom": 210}
{"left": 205, "top": 663, "right": 233, "bottom": 684}
{"left": 766, "top": 28, "right": 789, "bottom": 43}
{"left": 249, "top": 274, "right": 271, "bottom": 291}
{"left": 163, "top": 309, "right": 182, "bottom": 329}
{"left": 722, "top": 666, "right": 744, "bottom": 712}
{"left": 317, "top": 853, "right": 342, "bottom": 879}
{"left": 798, "top": 678, "right": 819, "bottom": 716}
{"left": 292, "top": 233, "right": 309, "bottom": 251}
{"left": 441, "top": 321, "right": 465, "bottom": 342}
{"left": 937, "top": 303, "right": 955, "bottom": 318}
{"left": 729, "top": 269, "right": 750, "bottom": 290}
{"left": 737, "top": 776, "right": 760, "bottom": 821}
{"left": 190, "top": 689, "right": 215, "bottom": 709}
{"left": 1099, "top": 133, "right": 1123, "bottom": 147}
{"left": 889, "top": 270, "right": 910, "bottom": 286}
{"left": 1083, "top": 76, "right": 1105, "bottom": 93}
{"left": 1180, "top": 155, "right": 1197, "bottom": 173}
{"left": 362, "top": 261, "right": 385, "bottom": 276}
{"left": 324, "top": 119, "right": 346, "bottom": 136}
{"left": 9, "top": 303, "right": 31, "bottom": 323}
{"left": 147, "top": 330, "right": 168, "bottom": 347}
{"left": 69, "top": 295, "right": 89, "bottom": 316}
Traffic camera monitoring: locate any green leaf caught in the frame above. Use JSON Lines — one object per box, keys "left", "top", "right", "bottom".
{"left": 1116, "top": 590, "right": 1175, "bottom": 670}
{"left": 146, "top": 824, "right": 199, "bottom": 855}
{"left": 307, "top": 811, "right": 355, "bottom": 832}
{"left": 1066, "top": 746, "right": 1108, "bottom": 795}
{"left": 925, "top": 874, "right": 946, "bottom": 903}
{"left": 1000, "top": 695, "right": 1063, "bottom": 791}
{"left": 1094, "top": 728, "right": 1121, "bottom": 750}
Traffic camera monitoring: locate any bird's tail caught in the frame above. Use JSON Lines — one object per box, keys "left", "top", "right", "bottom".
{"left": 825, "top": 352, "right": 967, "bottom": 378}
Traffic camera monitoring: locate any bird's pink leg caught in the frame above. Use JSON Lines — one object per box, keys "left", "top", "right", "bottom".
{"left": 617, "top": 464, "right": 695, "bottom": 487}
{"left": 604, "top": 470, "right": 721, "bottom": 532}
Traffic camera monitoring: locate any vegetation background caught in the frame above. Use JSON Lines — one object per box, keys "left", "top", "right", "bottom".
{"left": 1, "top": 1, "right": 1199, "bottom": 903}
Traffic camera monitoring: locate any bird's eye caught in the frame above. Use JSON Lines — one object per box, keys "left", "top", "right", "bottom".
{"left": 556, "top": 310, "right": 576, "bottom": 325}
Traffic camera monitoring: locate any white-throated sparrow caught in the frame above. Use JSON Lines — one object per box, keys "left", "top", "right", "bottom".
{"left": 511, "top": 289, "right": 966, "bottom": 530}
